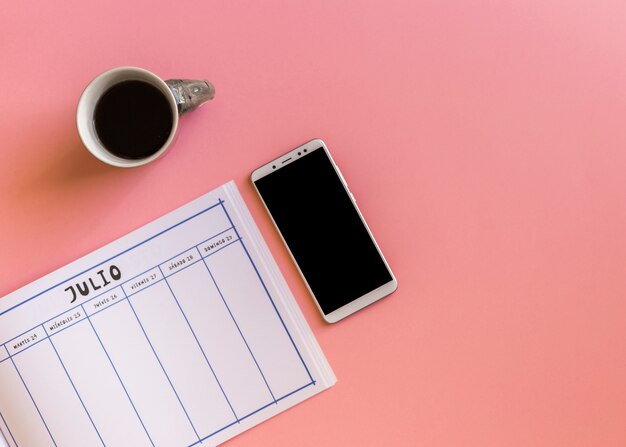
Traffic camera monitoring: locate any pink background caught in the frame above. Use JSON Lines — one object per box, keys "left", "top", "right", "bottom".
{"left": 2, "top": 1, "right": 626, "bottom": 445}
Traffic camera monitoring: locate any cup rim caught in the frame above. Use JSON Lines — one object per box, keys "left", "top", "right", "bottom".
{"left": 76, "top": 66, "right": 179, "bottom": 168}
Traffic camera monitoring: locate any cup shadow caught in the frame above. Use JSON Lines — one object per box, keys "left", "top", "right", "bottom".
{"left": 52, "top": 141, "right": 117, "bottom": 183}
{"left": 16, "top": 137, "right": 122, "bottom": 207}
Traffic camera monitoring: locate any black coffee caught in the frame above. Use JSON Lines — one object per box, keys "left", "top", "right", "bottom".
{"left": 94, "top": 80, "right": 173, "bottom": 159}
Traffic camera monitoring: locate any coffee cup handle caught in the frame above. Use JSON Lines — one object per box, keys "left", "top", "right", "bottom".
{"left": 165, "top": 79, "right": 215, "bottom": 116}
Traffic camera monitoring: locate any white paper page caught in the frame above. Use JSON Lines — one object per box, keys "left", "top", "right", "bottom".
{"left": 0, "top": 181, "right": 335, "bottom": 447}
{"left": 0, "top": 427, "right": 9, "bottom": 447}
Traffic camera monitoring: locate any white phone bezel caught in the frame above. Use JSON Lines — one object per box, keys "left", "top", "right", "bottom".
{"left": 251, "top": 138, "right": 397, "bottom": 323}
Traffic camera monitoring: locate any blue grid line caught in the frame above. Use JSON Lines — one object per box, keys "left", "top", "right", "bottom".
{"left": 0, "top": 221, "right": 238, "bottom": 348}
{"left": 0, "top": 410, "right": 18, "bottom": 447}
{"left": 1, "top": 195, "right": 319, "bottom": 447}
{"left": 275, "top": 381, "right": 316, "bottom": 403}
{"left": 160, "top": 257, "right": 202, "bottom": 279}
{"left": 47, "top": 337, "right": 106, "bottom": 446}
{"left": 119, "top": 269, "right": 162, "bottom": 289}
{"left": 123, "top": 296, "right": 201, "bottom": 441}
{"left": 157, "top": 265, "right": 239, "bottom": 424}
{"left": 2, "top": 228, "right": 246, "bottom": 356}
{"left": 86, "top": 295, "right": 127, "bottom": 319}
{"left": 185, "top": 420, "right": 239, "bottom": 447}
{"left": 41, "top": 305, "right": 84, "bottom": 334}
{"left": 123, "top": 277, "right": 165, "bottom": 299}
{"left": 2, "top": 327, "right": 42, "bottom": 351}
{"left": 195, "top": 229, "right": 237, "bottom": 253}
{"left": 6, "top": 336, "right": 48, "bottom": 359}
{"left": 5, "top": 306, "right": 82, "bottom": 346}
{"left": 9, "top": 356, "right": 57, "bottom": 446}
{"left": 218, "top": 201, "right": 315, "bottom": 383}
{"left": 0, "top": 202, "right": 223, "bottom": 318}
{"left": 186, "top": 380, "right": 316, "bottom": 447}
{"left": 238, "top": 400, "right": 277, "bottom": 422}
{"left": 197, "top": 238, "right": 240, "bottom": 260}
{"left": 0, "top": 314, "right": 87, "bottom": 363}
{"left": 83, "top": 290, "right": 122, "bottom": 311}
{"left": 83, "top": 304, "right": 156, "bottom": 447}
{"left": 159, "top": 226, "right": 234, "bottom": 266}
{"left": 3, "top": 287, "right": 119, "bottom": 348}
{"left": 42, "top": 314, "right": 87, "bottom": 339}
{"left": 0, "top": 346, "right": 9, "bottom": 366}
{"left": 199, "top": 251, "right": 277, "bottom": 403}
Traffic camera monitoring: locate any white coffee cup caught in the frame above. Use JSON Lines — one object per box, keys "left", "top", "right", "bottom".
{"left": 77, "top": 66, "right": 214, "bottom": 168}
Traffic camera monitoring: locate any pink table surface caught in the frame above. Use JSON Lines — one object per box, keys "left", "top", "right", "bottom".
{"left": 2, "top": 1, "right": 626, "bottom": 446}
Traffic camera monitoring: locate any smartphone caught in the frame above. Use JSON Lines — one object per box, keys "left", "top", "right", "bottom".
{"left": 251, "top": 139, "right": 397, "bottom": 323}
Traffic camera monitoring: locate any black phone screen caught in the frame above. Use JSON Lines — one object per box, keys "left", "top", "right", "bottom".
{"left": 254, "top": 146, "right": 393, "bottom": 315}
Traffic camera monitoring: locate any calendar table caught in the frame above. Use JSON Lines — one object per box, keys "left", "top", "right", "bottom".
{"left": 0, "top": 183, "right": 332, "bottom": 447}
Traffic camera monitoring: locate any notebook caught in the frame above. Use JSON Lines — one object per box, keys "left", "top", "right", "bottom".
{"left": 0, "top": 181, "right": 336, "bottom": 447}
